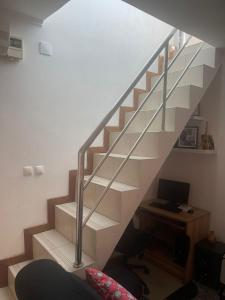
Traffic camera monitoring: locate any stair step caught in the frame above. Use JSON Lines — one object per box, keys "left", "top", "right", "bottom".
{"left": 33, "top": 229, "right": 95, "bottom": 276}
{"left": 152, "top": 65, "right": 215, "bottom": 92}
{"left": 0, "top": 288, "right": 13, "bottom": 300}
{"left": 8, "top": 260, "right": 32, "bottom": 299}
{"left": 84, "top": 175, "right": 138, "bottom": 192}
{"left": 57, "top": 202, "right": 119, "bottom": 231}
{"left": 110, "top": 131, "right": 175, "bottom": 157}
{"left": 152, "top": 65, "right": 205, "bottom": 91}
{"left": 83, "top": 176, "right": 140, "bottom": 222}
{"left": 125, "top": 107, "right": 179, "bottom": 132}
{"left": 138, "top": 85, "right": 201, "bottom": 111}
{"left": 178, "top": 42, "right": 206, "bottom": 55}
{"left": 55, "top": 202, "right": 120, "bottom": 261}
{"left": 125, "top": 107, "right": 190, "bottom": 135}
{"left": 169, "top": 44, "right": 216, "bottom": 72}
{"left": 94, "top": 152, "right": 158, "bottom": 187}
{"left": 9, "top": 260, "right": 32, "bottom": 279}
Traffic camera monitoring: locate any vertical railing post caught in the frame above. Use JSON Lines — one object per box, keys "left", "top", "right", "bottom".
{"left": 74, "top": 150, "right": 85, "bottom": 268}
{"left": 179, "top": 30, "right": 185, "bottom": 48}
{"left": 162, "top": 42, "right": 169, "bottom": 131}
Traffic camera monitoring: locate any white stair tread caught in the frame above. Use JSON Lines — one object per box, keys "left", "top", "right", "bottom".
{"left": 146, "top": 82, "right": 204, "bottom": 95}
{"left": 9, "top": 260, "right": 32, "bottom": 278}
{"left": 57, "top": 202, "right": 119, "bottom": 230}
{"left": 97, "top": 153, "right": 155, "bottom": 160}
{"left": 155, "top": 64, "right": 207, "bottom": 79}
{"left": 34, "top": 229, "right": 94, "bottom": 272}
{"left": 84, "top": 175, "right": 138, "bottom": 192}
{"left": 0, "top": 288, "right": 13, "bottom": 300}
{"left": 177, "top": 42, "right": 208, "bottom": 55}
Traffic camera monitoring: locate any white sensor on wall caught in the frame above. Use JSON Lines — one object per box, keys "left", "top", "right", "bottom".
{"left": 39, "top": 41, "right": 53, "bottom": 56}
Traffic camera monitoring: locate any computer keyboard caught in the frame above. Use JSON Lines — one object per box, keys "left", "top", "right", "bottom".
{"left": 150, "top": 202, "right": 181, "bottom": 213}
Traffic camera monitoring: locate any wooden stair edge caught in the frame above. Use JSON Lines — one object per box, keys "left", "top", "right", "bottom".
{"left": 0, "top": 189, "right": 73, "bottom": 287}
{"left": 0, "top": 54, "right": 165, "bottom": 288}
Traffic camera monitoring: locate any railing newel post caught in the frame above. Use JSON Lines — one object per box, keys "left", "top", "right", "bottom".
{"left": 74, "top": 150, "right": 85, "bottom": 268}
{"left": 162, "top": 42, "right": 169, "bottom": 131}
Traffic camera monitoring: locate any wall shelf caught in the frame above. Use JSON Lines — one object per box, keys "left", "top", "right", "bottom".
{"left": 173, "top": 148, "right": 216, "bottom": 155}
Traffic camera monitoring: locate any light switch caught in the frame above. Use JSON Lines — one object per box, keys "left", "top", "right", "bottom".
{"left": 35, "top": 165, "right": 45, "bottom": 176}
{"left": 23, "top": 166, "right": 33, "bottom": 176}
{"left": 39, "top": 41, "right": 53, "bottom": 56}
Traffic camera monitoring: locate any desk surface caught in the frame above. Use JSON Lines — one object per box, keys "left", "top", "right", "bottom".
{"left": 141, "top": 200, "right": 209, "bottom": 223}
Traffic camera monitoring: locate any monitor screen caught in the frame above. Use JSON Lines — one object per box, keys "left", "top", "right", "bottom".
{"left": 157, "top": 179, "right": 190, "bottom": 205}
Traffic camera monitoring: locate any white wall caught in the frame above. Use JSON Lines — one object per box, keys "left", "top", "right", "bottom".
{"left": 159, "top": 53, "right": 225, "bottom": 242}
{"left": 0, "top": 0, "right": 70, "bottom": 24}
{"left": 123, "top": 0, "right": 225, "bottom": 47}
{"left": 0, "top": 0, "right": 171, "bottom": 259}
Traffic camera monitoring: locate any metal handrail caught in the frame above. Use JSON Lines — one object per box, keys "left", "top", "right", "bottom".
{"left": 82, "top": 41, "right": 204, "bottom": 228}
{"left": 74, "top": 28, "right": 204, "bottom": 267}
{"left": 77, "top": 28, "right": 177, "bottom": 154}
{"left": 74, "top": 27, "right": 177, "bottom": 268}
{"left": 83, "top": 34, "right": 192, "bottom": 191}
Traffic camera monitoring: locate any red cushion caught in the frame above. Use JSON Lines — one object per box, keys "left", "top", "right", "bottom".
{"left": 85, "top": 268, "right": 137, "bottom": 300}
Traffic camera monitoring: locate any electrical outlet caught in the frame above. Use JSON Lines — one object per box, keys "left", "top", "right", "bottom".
{"left": 23, "top": 166, "right": 33, "bottom": 176}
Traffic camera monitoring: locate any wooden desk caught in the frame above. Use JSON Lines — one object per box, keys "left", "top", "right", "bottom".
{"left": 140, "top": 201, "right": 210, "bottom": 283}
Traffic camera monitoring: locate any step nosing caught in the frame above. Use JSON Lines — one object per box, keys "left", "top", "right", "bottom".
{"left": 138, "top": 106, "right": 183, "bottom": 112}
{"left": 112, "top": 130, "right": 174, "bottom": 136}
{"left": 34, "top": 230, "right": 94, "bottom": 267}
{"left": 9, "top": 260, "right": 32, "bottom": 277}
{"left": 84, "top": 176, "right": 138, "bottom": 191}
{"left": 96, "top": 153, "right": 156, "bottom": 160}
{"left": 56, "top": 204, "right": 119, "bottom": 229}
{"left": 139, "top": 84, "right": 201, "bottom": 97}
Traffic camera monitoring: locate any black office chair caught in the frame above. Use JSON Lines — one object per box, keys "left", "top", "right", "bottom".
{"left": 116, "top": 220, "right": 152, "bottom": 274}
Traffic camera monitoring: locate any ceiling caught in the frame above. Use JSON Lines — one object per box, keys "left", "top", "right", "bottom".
{"left": 123, "top": 0, "right": 225, "bottom": 47}
{"left": 0, "top": 0, "right": 70, "bottom": 24}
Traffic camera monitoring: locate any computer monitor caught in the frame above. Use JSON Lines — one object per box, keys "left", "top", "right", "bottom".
{"left": 158, "top": 179, "right": 190, "bottom": 206}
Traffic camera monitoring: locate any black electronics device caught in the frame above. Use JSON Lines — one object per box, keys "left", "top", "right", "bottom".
{"left": 195, "top": 239, "right": 225, "bottom": 289}
{"left": 150, "top": 178, "right": 190, "bottom": 212}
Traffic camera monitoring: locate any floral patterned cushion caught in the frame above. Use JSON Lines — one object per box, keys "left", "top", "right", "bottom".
{"left": 85, "top": 268, "right": 137, "bottom": 300}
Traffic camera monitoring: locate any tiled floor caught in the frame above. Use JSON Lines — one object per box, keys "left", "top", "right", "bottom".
{"left": 0, "top": 288, "right": 13, "bottom": 300}
{"left": 132, "top": 257, "right": 221, "bottom": 300}
{"left": 130, "top": 258, "right": 183, "bottom": 300}
{"left": 194, "top": 283, "right": 220, "bottom": 300}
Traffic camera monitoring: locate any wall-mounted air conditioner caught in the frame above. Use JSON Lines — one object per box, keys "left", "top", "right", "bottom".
{"left": 8, "top": 36, "right": 23, "bottom": 60}
{"left": 0, "top": 31, "right": 23, "bottom": 60}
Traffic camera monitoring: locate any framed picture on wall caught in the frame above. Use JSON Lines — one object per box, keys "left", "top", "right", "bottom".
{"left": 175, "top": 126, "right": 199, "bottom": 149}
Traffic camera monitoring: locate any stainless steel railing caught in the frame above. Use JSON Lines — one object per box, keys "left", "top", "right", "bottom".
{"left": 74, "top": 28, "right": 205, "bottom": 267}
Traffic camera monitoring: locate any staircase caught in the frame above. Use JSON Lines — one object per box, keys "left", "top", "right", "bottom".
{"left": 0, "top": 30, "right": 221, "bottom": 299}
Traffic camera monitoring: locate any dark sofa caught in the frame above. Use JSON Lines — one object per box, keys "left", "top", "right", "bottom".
{"left": 15, "top": 259, "right": 102, "bottom": 300}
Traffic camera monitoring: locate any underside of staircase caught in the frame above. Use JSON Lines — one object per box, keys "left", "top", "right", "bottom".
{"left": 0, "top": 38, "right": 221, "bottom": 299}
